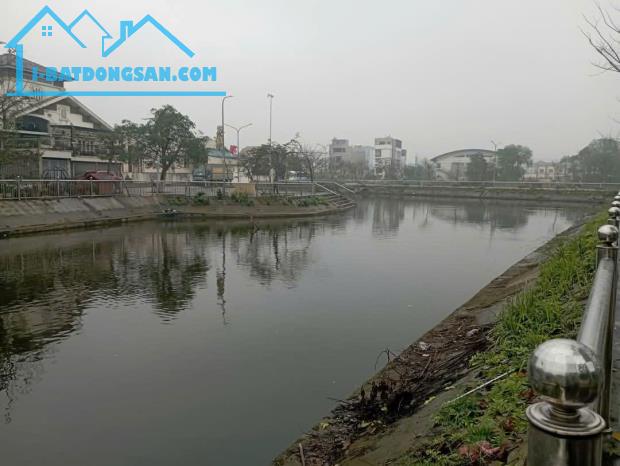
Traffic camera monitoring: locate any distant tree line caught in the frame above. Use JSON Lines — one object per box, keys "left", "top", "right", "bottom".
{"left": 560, "top": 138, "right": 620, "bottom": 182}
{"left": 107, "top": 104, "right": 330, "bottom": 182}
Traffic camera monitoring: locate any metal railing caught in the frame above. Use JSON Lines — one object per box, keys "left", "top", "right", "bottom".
{"left": 0, "top": 179, "right": 124, "bottom": 199}
{"left": 0, "top": 179, "right": 330, "bottom": 200}
{"left": 318, "top": 179, "right": 620, "bottom": 190}
{"left": 526, "top": 198, "right": 620, "bottom": 466}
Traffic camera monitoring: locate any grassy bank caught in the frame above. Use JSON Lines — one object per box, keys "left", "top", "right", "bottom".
{"left": 396, "top": 212, "right": 605, "bottom": 466}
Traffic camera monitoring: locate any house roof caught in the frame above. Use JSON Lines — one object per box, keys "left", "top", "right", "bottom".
{"left": 208, "top": 148, "right": 236, "bottom": 160}
{"left": 6, "top": 6, "right": 86, "bottom": 49}
{"left": 0, "top": 52, "right": 73, "bottom": 80}
{"left": 16, "top": 95, "right": 113, "bottom": 131}
{"left": 0, "top": 53, "right": 44, "bottom": 71}
{"left": 431, "top": 149, "right": 496, "bottom": 162}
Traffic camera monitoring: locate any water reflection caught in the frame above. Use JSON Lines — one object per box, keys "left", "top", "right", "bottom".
{"left": 0, "top": 198, "right": 592, "bottom": 465}
{"left": 369, "top": 197, "right": 585, "bottom": 236}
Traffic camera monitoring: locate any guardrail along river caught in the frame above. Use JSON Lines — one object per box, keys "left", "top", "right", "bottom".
{"left": 0, "top": 198, "right": 592, "bottom": 465}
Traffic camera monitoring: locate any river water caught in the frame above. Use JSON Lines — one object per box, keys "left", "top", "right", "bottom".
{"left": 0, "top": 198, "right": 591, "bottom": 465}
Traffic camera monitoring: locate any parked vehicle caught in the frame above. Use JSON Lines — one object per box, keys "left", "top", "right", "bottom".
{"left": 78, "top": 171, "right": 122, "bottom": 195}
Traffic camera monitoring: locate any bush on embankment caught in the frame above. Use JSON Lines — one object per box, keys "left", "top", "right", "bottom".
{"left": 397, "top": 212, "right": 605, "bottom": 466}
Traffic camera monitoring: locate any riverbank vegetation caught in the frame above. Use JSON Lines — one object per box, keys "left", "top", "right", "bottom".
{"left": 396, "top": 212, "right": 604, "bottom": 466}
{"left": 165, "top": 192, "right": 329, "bottom": 209}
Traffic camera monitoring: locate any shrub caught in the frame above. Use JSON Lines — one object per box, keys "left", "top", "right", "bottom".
{"left": 192, "top": 192, "right": 210, "bottom": 205}
{"left": 230, "top": 191, "right": 253, "bottom": 206}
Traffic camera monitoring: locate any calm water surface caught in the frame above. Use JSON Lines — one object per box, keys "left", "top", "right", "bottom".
{"left": 0, "top": 198, "right": 591, "bottom": 465}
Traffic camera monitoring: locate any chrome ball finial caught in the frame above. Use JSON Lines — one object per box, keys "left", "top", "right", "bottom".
{"left": 608, "top": 206, "right": 620, "bottom": 218}
{"left": 598, "top": 224, "right": 619, "bottom": 244}
{"left": 529, "top": 339, "right": 600, "bottom": 408}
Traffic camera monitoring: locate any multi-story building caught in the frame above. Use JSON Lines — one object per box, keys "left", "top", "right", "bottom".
{"left": 374, "top": 136, "right": 406, "bottom": 177}
{"left": 328, "top": 138, "right": 375, "bottom": 172}
{"left": 0, "top": 53, "right": 119, "bottom": 179}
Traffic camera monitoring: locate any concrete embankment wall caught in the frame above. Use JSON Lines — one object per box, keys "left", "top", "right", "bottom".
{"left": 357, "top": 185, "right": 613, "bottom": 203}
{"left": 0, "top": 195, "right": 352, "bottom": 238}
{"left": 0, "top": 196, "right": 163, "bottom": 237}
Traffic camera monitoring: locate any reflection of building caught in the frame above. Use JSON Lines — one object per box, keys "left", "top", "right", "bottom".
{"left": 0, "top": 53, "right": 119, "bottom": 179}
{"left": 523, "top": 161, "right": 557, "bottom": 182}
{"left": 374, "top": 136, "right": 406, "bottom": 177}
{"left": 371, "top": 198, "right": 406, "bottom": 238}
{"left": 328, "top": 138, "right": 375, "bottom": 172}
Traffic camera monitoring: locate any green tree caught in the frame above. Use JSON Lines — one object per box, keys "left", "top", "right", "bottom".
{"left": 571, "top": 138, "right": 620, "bottom": 182}
{"left": 137, "top": 105, "right": 198, "bottom": 180}
{"left": 466, "top": 153, "right": 491, "bottom": 181}
{"left": 240, "top": 143, "right": 294, "bottom": 181}
{"left": 186, "top": 134, "right": 211, "bottom": 180}
{"left": 114, "top": 120, "right": 144, "bottom": 175}
{"left": 403, "top": 160, "right": 436, "bottom": 180}
{"left": 269, "top": 143, "right": 293, "bottom": 181}
{"left": 240, "top": 144, "right": 271, "bottom": 181}
{"left": 496, "top": 144, "right": 532, "bottom": 181}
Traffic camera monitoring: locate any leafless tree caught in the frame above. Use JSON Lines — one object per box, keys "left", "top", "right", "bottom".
{"left": 0, "top": 78, "right": 32, "bottom": 131}
{"left": 290, "top": 142, "right": 327, "bottom": 181}
{"left": 583, "top": 2, "right": 620, "bottom": 73}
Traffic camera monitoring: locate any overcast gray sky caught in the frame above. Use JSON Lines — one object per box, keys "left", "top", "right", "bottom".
{"left": 3, "top": 0, "right": 620, "bottom": 161}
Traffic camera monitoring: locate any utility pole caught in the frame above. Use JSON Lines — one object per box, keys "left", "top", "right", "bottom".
{"left": 267, "top": 93, "right": 274, "bottom": 145}
{"left": 221, "top": 95, "right": 234, "bottom": 150}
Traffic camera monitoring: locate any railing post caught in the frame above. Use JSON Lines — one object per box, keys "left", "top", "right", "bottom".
{"left": 608, "top": 206, "right": 620, "bottom": 229}
{"left": 16, "top": 176, "right": 21, "bottom": 200}
{"left": 597, "top": 223, "right": 618, "bottom": 423}
{"left": 526, "top": 339, "right": 605, "bottom": 466}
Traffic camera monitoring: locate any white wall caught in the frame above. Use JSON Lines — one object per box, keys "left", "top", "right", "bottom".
{"left": 41, "top": 103, "right": 94, "bottom": 129}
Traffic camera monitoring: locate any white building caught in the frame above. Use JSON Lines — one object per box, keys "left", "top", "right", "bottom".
{"left": 523, "top": 161, "right": 557, "bottom": 182}
{"left": 0, "top": 53, "right": 118, "bottom": 178}
{"left": 374, "top": 136, "right": 406, "bottom": 177}
{"left": 431, "top": 149, "right": 496, "bottom": 181}
{"left": 328, "top": 138, "right": 375, "bottom": 172}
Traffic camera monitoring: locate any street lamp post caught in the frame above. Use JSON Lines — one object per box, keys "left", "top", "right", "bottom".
{"left": 221, "top": 95, "right": 234, "bottom": 150}
{"left": 225, "top": 123, "right": 252, "bottom": 181}
{"left": 267, "top": 93, "right": 274, "bottom": 145}
{"left": 224, "top": 123, "right": 252, "bottom": 157}
{"left": 491, "top": 140, "right": 500, "bottom": 183}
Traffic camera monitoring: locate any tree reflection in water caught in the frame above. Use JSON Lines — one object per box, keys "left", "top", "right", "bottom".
{"left": 0, "top": 199, "right": 588, "bottom": 425}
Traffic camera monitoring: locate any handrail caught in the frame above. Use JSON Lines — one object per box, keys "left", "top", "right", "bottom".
{"left": 315, "top": 179, "right": 620, "bottom": 189}
{"left": 525, "top": 203, "right": 620, "bottom": 466}
{"left": 314, "top": 182, "right": 339, "bottom": 196}
{"left": 0, "top": 179, "right": 326, "bottom": 200}
{"left": 327, "top": 181, "right": 356, "bottom": 194}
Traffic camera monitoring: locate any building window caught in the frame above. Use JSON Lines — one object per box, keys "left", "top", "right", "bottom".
{"left": 58, "top": 105, "right": 68, "bottom": 120}
{"left": 42, "top": 25, "right": 53, "bottom": 37}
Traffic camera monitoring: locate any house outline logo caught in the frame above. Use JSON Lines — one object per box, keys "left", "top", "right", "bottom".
{"left": 5, "top": 5, "right": 226, "bottom": 97}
